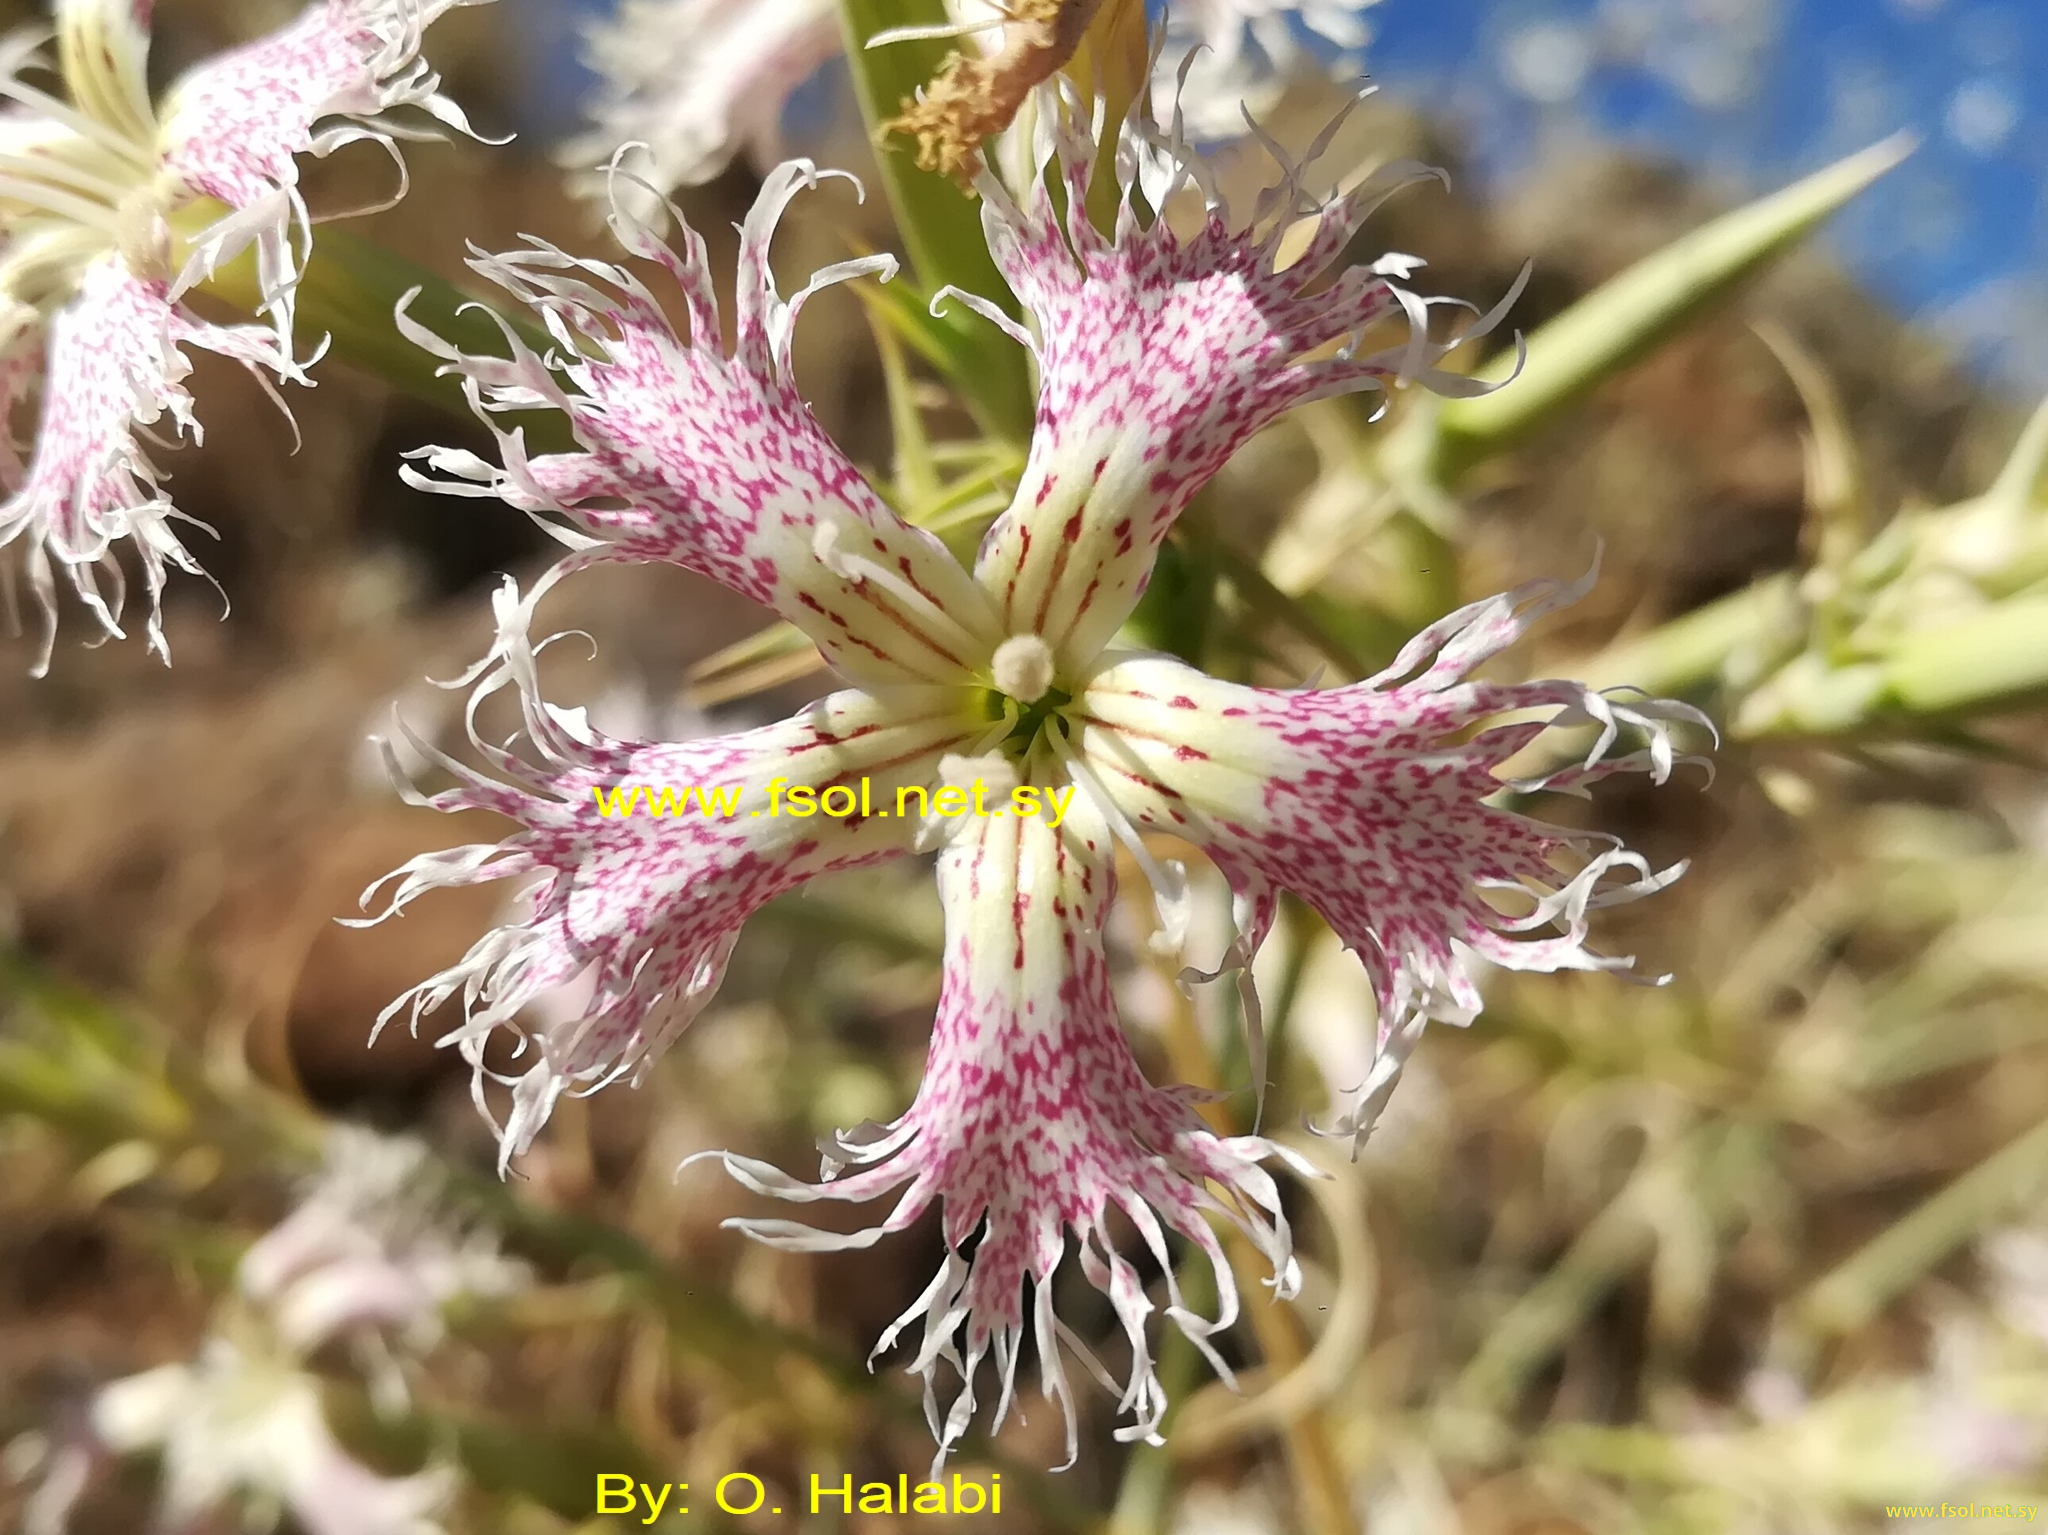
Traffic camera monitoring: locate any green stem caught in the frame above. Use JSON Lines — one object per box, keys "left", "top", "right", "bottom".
{"left": 835, "top": 0, "right": 1007, "bottom": 304}
{"left": 1573, "top": 574, "right": 1799, "bottom": 699}
{"left": 1792, "top": 1111, "right": 2048, "bottom": 1347}
{"left": 835, "top": 0, "right": 1034, "bottom": 437}
{"left": 1878, "top": 596, "right": 2048, "bottom": 721}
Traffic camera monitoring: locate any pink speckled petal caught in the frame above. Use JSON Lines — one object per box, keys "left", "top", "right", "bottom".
{"left": 401, "top": 158, "right": 1004, "bottom": 687}
{"left": 0, "top": 258, "right": 306, "bottom": 672}
{"left": 698, "top": 787, "right": 1308, "bottom": 1468}
{"left": 1074, "top": 569, "right": 1710, "bottom": 1147}
{"left": 158, "top": 0, "right": 485, "bottom": 329}
{"left": 969, "top": 85, "right": 1517, "bottom": 667}
{"left": 359, "top": 577, "right": 982, "bottom": 1169}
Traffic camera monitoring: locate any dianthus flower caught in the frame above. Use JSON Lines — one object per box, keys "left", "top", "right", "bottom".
{"left": 238, "top": 1127, "right": 529, "bottom": 1356}
{"left": 0, "top": 0, "right": 480, "bottom": 670}
{"left": 368, "top": 87, "right": 1701, "bottom": 1460}
{"left": 88, "top": 1343, "right": 455, "bottom": 1535}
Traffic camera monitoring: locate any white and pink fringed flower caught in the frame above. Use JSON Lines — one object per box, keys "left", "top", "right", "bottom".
{"left": 366, "top": 85, "right": 1705, "bottom": 1460}
{"left": 0, "top": 0, "right": 481, "bottom": 671}
{"left": 89, "top": 1347, "right": 455, "bottom": 1535}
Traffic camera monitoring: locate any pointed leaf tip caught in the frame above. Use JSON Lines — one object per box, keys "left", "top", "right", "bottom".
{"left": 1433, "top": 134, "right": 1915, "bottom": 480}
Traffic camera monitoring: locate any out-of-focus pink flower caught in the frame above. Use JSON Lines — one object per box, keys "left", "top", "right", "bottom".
{"left": 564, "top": 0, "right": 842, "bottom": 207}
{"left": 239, "top": 1126, "right": 527, "bottom": 1352}
{"left": 0, "top": 0, "right": 482, "bottom": 670}
{"left": 39, "top": 1129, "right": 520, "bottom": 1535}
{"left": 92, "top": 1346, "right": 454, "bottom": 1535}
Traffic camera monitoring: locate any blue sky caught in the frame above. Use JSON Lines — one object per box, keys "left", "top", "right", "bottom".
{"left": 514, "top": 0, "right": 2048, "bottom": 391}
{"left": 1360, "top": 0, "right": 2048, "bottom": 388}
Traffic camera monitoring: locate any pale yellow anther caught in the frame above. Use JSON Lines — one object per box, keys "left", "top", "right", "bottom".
{"left": 992, "top": 633, "right": 1055, "bottom": 703}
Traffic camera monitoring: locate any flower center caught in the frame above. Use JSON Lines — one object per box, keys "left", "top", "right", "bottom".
{"left": 990, "top": 633, "right": 1054, "bottom": 703}
{"left": 0, "top": 35, "right": 166, "bottom": 310}
{"left": 979, "top": 633, "right": 1076, "bottom": 761}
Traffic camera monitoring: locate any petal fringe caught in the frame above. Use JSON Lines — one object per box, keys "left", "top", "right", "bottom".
{"left": 0, "top": 259, "right": 306, "bottom": 671}
{"left": 159, "top": 0, "right": 491, "bottom": 338}
{"left": 697, "top": 791, "right": 1310, "bottom": 1467}
{"left": 970, "top": 76, "right": 1521, "bottom": 669}
{"left": 1075, "top": 562, "right": 1713, "bottom": 1153}
{"left": 399, "top": 155, "right": 1005, "bottom": 687}
{"left": 359, "top": 575, "right": 978, "bottom": 1169}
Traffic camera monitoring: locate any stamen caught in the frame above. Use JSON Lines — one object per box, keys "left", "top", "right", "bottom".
{"left": 1046, "top": 720, "right": 1190, "bottom": 954}
{"left": 811, "top": 520, "right": 998, "bottom": 661}
{"left": 0, "top": 149, "right": 132, "bottom": 204}
{"left": 57, "top": 0, "right": 157, "bottom": 147}
{"left": 0, "top": 74, "right": 154, "bottom": 171}
{"left": 0, "top": 174, "right": 123, "bottom": 232}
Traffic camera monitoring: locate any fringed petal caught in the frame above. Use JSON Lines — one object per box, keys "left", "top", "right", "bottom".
{"left": 970, "top": 80, "right": 1518, "bottom": 668}
{"left": 562, "top": 0, "right": 843, "bottom": 212}
{"left": 0, "top": 258, "right": 306, "bottom": 672}
{"left": 361, "top": 576, "right": 982, "bottom": 1169}
{"left": 1073, "top": 565, "right": 1712, "bottom": 1152}
{"left": 400, "top": 158, "right": 1007, "bottom": 687}
{"left": 158, "top": 0, "right": 488, "bottom": 333}
{"left": 697, "top": 783, "right": 1309, "bottom": 1467}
